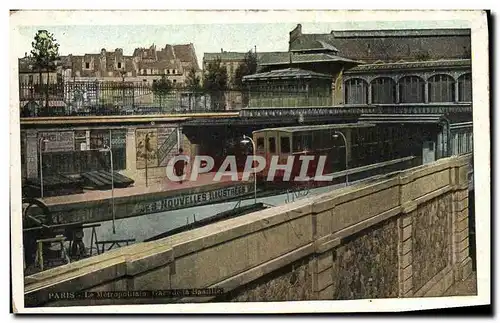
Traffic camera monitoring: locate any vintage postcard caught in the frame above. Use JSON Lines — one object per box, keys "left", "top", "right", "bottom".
{"left": 9, "top": 9, "right": 490, "bottom": 313}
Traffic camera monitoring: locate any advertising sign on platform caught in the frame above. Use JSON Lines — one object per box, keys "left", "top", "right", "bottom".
{"left": 131, "top": 184, "right": 251, "bottom": 216}
{"left": 39, "top": 131, "right": 75, "bottom": 153}
{"left": 136, "top": 128, "right": 158, "bottom": 169}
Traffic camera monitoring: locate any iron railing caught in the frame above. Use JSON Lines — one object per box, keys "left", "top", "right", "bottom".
{"left": 19, "top": 80, "right": 473, "bottom": 118}
{"left": 19, "top": 81, "right": 333, "bottom": 117}
{"left": 19, "top": 81, "right": 251, "bottom": 117}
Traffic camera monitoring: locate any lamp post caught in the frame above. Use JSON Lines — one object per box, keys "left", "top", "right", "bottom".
{"left": 241, "top": 135, "right": 257, "bottom": 205}
{"left": 100, "top": 145, "right": 115, "bottom": 234}
{"left": 38, "top": 137, "right": 48, "bottom": 198}
{"left": 333, "top": 131, "right": 349, "bottom": 186}
{"left": 145, "top": 133, "right": 150, "bottom": 187}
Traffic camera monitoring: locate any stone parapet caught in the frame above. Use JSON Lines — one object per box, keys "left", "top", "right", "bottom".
{"left": 24, "top": 154, "right": 473, "bottom": 306}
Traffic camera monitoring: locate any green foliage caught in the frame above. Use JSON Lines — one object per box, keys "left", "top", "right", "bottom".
{"left": 151, "top": 75, "right": 173, "bottom": 109}
{"left": 233, "top": 50, "right": 258, "bottom": 89}
{"left": 152, "top": 75, "right": 173, "bottom": 95}
{"left": 202, "top": 58, "right": 228, "bottom": 92}
{"left": 186, "top": 68, "right": 202, "bottom": 91}
{"left": 30, "top": 30, "right": 60, "bottom": 109}
{"left": 30, "top": 30, "right": 60, "bottom": 72}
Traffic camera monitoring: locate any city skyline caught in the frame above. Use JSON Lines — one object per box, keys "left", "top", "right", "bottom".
{"left": 16, "top": 20, "right": 470, "bottom": 68}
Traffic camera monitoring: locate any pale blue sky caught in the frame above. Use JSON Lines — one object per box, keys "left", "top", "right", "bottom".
{"left": 16, "top": 20, "right": 469, "bottom": 67}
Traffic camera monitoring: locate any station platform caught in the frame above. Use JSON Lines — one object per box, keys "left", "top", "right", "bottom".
{"left": 40, "top": 172, "right": 249, "bottom": 207}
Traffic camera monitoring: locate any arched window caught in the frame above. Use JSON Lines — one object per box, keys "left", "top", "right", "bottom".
{"left": 428, "top": 74, "right": 455, "bottom": 102}
{"left": 371, "top": 77, "right": 396, "bottom": 104}
{"left": 344, "top": 78, "right": 368, "bottom": 104}
{"left": 458, "top": 73, "right": 472, "bottom": 102}
{"left": 398, "top": 76, "right": 425, "bottom": 103}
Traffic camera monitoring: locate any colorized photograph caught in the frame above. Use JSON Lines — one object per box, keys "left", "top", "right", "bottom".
{"left": 10, "top": 10, "right": 489, "bottom": 313}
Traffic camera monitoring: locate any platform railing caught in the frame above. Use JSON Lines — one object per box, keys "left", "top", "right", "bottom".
{"left": 19, "top": 80, "right": 472, "bottom": 117}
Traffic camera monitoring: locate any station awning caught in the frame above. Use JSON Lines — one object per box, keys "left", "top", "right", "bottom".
{"left": 180, "top": 116, "right": 299, "bottom": 126}
{"left": 23, "top": 174, "right": 84, "bottom": 198}
{"left": 80, "top": 171, "right": 134, "bottom": 190}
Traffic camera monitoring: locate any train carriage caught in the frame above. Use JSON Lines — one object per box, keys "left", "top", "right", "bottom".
{"left": 252, "top": 122, "right": 423, "bottom": 186}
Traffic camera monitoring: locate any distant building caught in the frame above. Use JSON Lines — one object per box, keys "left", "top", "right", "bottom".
{"left": 19, "top": 43, "right": 201, "bottom": 87}
{"left": 242, "top": 24, "right": 472, "bottom": 107}
{"left": 19, "top": 43, "right": 203, "bottom": 114}
{"left": 61, "top": 43, "right": 201, "bottom": 85}
{"left": 203, "top": 50, "right": 247, "bottom": 86}
{"left": 285, "top": 24, "right": 472, "bottom": 105}
{"left": 288, "top": 24, "right": 471, "bottom": 63}
{"left": 18, "top": 53, "right": 60, "bottom": 85}
{"left": 18, "top": 54, "right": 65, "bottom": 116}
{"left": 203, "top": 49, "right": 290, "bottom": 86}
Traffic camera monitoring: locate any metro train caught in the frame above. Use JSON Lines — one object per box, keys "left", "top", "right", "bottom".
{"left": 251, "top": 122, "right": 427, "bottom": 186}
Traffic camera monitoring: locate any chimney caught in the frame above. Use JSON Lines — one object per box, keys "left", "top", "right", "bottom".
{"left": 24, "top": 52, "right": 27, "bottom": 57}
{"left": 289, "top": 24, "right": 303, "bottom": 50}
{"left": 290, "top": 24, "right": 302, "bottom": 39}
{"left": 221, "top": 48, "right": 223, "bottom": 53}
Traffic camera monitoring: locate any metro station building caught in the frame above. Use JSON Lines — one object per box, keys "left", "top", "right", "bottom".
{"left": 240, "top": 25, "right": 473, "bottom": 160}
{"left": 19, "top": 25, "right": 474, "bottom": 190}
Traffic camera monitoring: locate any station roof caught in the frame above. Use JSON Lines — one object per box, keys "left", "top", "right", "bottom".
{"left": 288, "top": 40, "right": 339, "bottom": 53}
{"left": 243, "top": 68, "right": 333, "bottom": 82}
{"left": 329, "top": 28, "right": 471, "bottom": 38}
{"left": 258, "top": 52, "right": 360, "bottom": 66}
{"left": 288, "top": 24, "right": 471, "bottom": 64}
{"left": 346, "top": 59, "right": 472, "bottom": 73}
{"left": 253, "top": 122, "right": 374, "bottom": 134}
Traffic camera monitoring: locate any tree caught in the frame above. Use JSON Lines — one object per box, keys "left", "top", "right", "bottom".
{"left": 151, "top": 75, "right": 173, "bottom": 111}
{"left": 186, "top": 67, "right": 201, "bottom": 91}
{"left": 30, "top": 30, "right": 60, "bottom": 111}
{"left": 185, "top": 68, "right": 202, "bottom": 111}
{"left": 203, "top": 58, "right": 228, "bottom": 92}
{"left": 203, "top": 58, "right": 228, "bottom": 111}
{"left": 233, "top": 50, "right": 257, "bottom": 107}
{"left": 233, "top": 50, "right": 258, "bottom": 89}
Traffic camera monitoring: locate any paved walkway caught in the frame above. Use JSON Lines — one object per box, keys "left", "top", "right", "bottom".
{"left": 41, "top": 172, "right": 249, "bottom": 206}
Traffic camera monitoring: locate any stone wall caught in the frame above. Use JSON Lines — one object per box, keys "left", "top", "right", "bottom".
{"left": 332, "top": 218, "right": 399, "bottom": 300}
{"left": 218, "top": 256, "right": 315, "bottom": 302}
{"left": 24, "top": 154, "right": 473, "bottom": 306}
{"left": 411, "top": 193, "right": 452, "bottom": 293}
